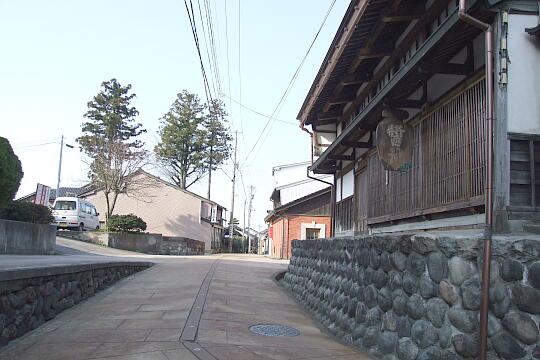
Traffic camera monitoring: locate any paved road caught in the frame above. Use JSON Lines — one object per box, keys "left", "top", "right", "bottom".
{"left": 0, "top": 238, "right": 370, "bottom": 360}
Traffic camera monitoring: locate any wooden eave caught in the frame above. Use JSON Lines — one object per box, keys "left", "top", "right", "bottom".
{"left": 299, "top": 0, "right": 415, "bottom": 126}
{"left": 308, "top": 0, "right": 492, "bottom": 174}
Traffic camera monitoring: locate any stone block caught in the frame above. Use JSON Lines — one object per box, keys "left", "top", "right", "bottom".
{"left": 427, "top": 252, "right": 448, "bottom": 283}
{"left": 461, "top": 278, "right": 481, "bottom": 311}
{"left": 502, "top": 312, "right": 538, "bottom": 345}
{"left": 438, "top": 281, "right": 459, "bottom": 305}
{"left": 397, "top": 337, "right": 418, "bottom": 360}
{"left": 451, "top": 333, "right": 477, "bottom": 358}
{"left": 406, "top": 294, "right": 426, "bottom": 320}
{"left": 448, "top": 308, "right": 477, "bottom": 334}
{"left": 426, "top": 298, "right": 448, "bottom": 328}
{"left": 529, "top": 261, "right": 540, "bottom": 289}
{"left": 501, "top": 259, "right": 524, "bottom": 282}
{"left": 378, "top": 331, "right": 398, "bottom": 354}
{"left": 411, "top": 320, "right": 438, "bottom": 349}
{"left": 491, "top": 333, "right": 526, "bottom": 359}
{"left": 512, "top": 284, "right": 540, "bottom": 314}
{"left": 448, "top": 257, "right": 473, "bottom": 285}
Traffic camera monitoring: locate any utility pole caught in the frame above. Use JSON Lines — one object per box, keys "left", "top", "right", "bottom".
{"left": 247, "top": 186, "right": 255, "bottom": 254}
{"left": 242, "top": 198, "right": 247, "bottom": 253}
{"left": 56, "top": 135, "right": 64, "bottom": 194}
{"left": 228, "top": 132, "right": 238, "bottom": 253}
{"left": 56, "top": 135, "right": 74, "bottom": 197}
{"left": 207, "top": 149, "right": 212, "bottom": 200}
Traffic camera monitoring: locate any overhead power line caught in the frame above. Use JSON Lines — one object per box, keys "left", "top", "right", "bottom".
{"left": 220, "top": 93, "right": 298, "bottom": 126}
{"left": 183, "top": 0, "right": 214, "bottom": 105}
{"left": 242, "top": 0, "right": 338, "bottom": 165}
{"left": 13, "top": 141, "right": 58, "bottom": 150}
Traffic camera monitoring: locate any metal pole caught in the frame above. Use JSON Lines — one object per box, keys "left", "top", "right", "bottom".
{"left": 242, "top": 198, "right": 247, "bottom": 252}
{"left": 56, "top": 135, "right": 64, "bottom": 196}
{"left": 207, "top": 154, "right": 212, "bottom": 200}
{"left": 457, "top": 2, "right": 493, "bottom": 359}
{"left": 247, "top": 186, "right": 254, "bottom": 254}
{"left": 228, "top": 132, "right": 238, "bottom": 253}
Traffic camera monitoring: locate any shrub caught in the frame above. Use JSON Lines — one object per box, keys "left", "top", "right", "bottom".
{"left": 0, "top": 137, "right": 23, "bottom": 207}
{"left": 0, "top": 201, "right": 54, "bottom": 224}
{"left": 108, "top": 214, "right": 147, "bottom": 233}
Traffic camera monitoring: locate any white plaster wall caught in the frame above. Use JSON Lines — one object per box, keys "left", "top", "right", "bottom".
{"left": 273, "top": 163, "right": 311, "bottom": 188}
{"left": 336, "top": 177, "right": 342, "bottom": 201}
{"left": 280, "top": 179, "right": 330, "bottom": 205}
{"left": 507, "top": 14, "right": 540, "bottom": 134}
{"left": 342, "top": 170, "right": 354, "bottom": 199}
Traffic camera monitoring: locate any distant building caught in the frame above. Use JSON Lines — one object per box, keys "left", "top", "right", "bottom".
{"left": 266, "top": 187, "right": 331, "bottom": 259}
{"left": 17, "top": 186, "right": 93, "bottom": 205}
{"left": 77, "top": 170, "right": 225, "bottom": 253}
{"left": 266, "top": 162, "right": 332, "bottom": 259}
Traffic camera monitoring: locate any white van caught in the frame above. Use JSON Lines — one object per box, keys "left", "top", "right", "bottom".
{"left": 52, "top": 197, "right": 101, "bottom": 231}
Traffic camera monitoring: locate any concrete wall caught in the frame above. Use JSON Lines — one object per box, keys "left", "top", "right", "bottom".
{"left": 0, "top": 219, "right": 56, "bottom": 255}
{"left": 283, "top": 234, "right": 540, "bottom": 360}
{"left": 0, "top": 262, "right": 150, "bottom": 348}
{"left": 82, "top": 173, "right": 213, "bottom": 251}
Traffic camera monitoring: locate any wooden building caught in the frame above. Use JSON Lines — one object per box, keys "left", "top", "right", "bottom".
{"left": 298, "top": 0, "right": 540, "bottom": 235}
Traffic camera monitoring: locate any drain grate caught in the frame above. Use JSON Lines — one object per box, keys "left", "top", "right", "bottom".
{"left": 249, "top": 324, "right": 300, "bottom": 337}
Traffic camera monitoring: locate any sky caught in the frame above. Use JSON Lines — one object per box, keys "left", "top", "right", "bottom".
{"left": 0, "top": 0, "right": 349, "bottom": 231}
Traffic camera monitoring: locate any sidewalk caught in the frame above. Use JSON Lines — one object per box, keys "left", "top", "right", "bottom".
{"left": 0, "top": 249, "right": 369, "bottom": 359}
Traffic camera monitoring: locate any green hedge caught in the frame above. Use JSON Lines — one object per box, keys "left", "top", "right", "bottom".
{"left": 0, "top": 201, "right": 53, "bottom": 224}
{"left": 0, "top": 137, "right": 23, "bottom": 207}
{"left": 108, "top": 214, "right": 147, "bottom": 233}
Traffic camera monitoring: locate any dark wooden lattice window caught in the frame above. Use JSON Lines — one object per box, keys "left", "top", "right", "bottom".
{"left": 509, "top": 136, "right": 540, "bottom": 208}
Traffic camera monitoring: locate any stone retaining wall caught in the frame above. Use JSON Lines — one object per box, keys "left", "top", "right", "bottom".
{"left": 0, "top": 262, "right": 151, "bottom": 348}
{"left": 0, "top": 219, "right": 56, "bottom": 255}
{"left": 161, "top": 236, "right": 205, "bottom": 255}
{"left": 58, "top": 232, "right": 205, "bottom": 255}
{"left": 282, "top": 234, "right": 540, "bottom": 360}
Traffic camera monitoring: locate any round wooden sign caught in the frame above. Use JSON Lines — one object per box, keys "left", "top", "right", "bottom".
{"left": 376, "top": 109, "right": 413, "bottom": 171}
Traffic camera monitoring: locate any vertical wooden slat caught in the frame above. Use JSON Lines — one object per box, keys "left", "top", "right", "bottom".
{"left": 530, "top": 140, "right": 536, "bottom": 209}
{"left": 360, "top": 77, "right": 486, "bottom": 223}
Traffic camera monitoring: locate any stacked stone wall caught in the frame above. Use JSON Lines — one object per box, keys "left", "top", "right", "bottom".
{"left": 282, "top": 235, "right": 540, "bottom": 359}
{"left": 0, "top": 263, "right": 150, "bottom": 348}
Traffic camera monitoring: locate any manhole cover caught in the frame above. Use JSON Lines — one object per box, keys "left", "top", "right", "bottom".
{"left": 249, "top": 324, "right": 300, "bottom": 337}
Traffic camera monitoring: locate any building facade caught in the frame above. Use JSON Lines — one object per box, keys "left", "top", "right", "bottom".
{"left": 80, "top": 170, "right": 225, "bottom": 253}
{"left": 297, "top": 0, "right": 540, "bottom": 235}
{"left": 266, "top": 187, "right": 332, "bottom": 259}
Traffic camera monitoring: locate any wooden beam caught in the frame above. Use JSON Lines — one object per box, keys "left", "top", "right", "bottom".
{"left": 342, "top": 141, "right": 372, "bottom": 148}
{"left": 419, "top": 41, "right": 474, "bottom": 75}
{"left": 388, "top": 99, "right": 425, "bottom": 109}
{"left": 419, "top": 63, "right": 472, "bottom": 75}
{"left": 354, "top": 41, "right": 395, "bottom": 62}
{"left": 327, "top": 92, "right": 356, "bottom": 106}
{"left": 329, "top": 154, "right": 355, "bottom": 161}
{"left": 382, "top": 5, "right": 426, "bottom": 22}
{"left": 314, "top": 118, "right": 338, "bottom": 126}
{"left": 341, "top": 72, "right": 372, "bottom": 86}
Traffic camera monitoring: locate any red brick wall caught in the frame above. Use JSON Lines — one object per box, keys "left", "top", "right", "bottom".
{"left": 270, "top": 215, "right": 331, "bottom": 259}
{"left": 270, "top": 218, "right": 286, "bottom": 259}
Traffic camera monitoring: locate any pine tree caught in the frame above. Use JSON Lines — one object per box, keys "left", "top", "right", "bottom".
{"left": 77, "top": 79, "right": 147, "bottom": 225}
